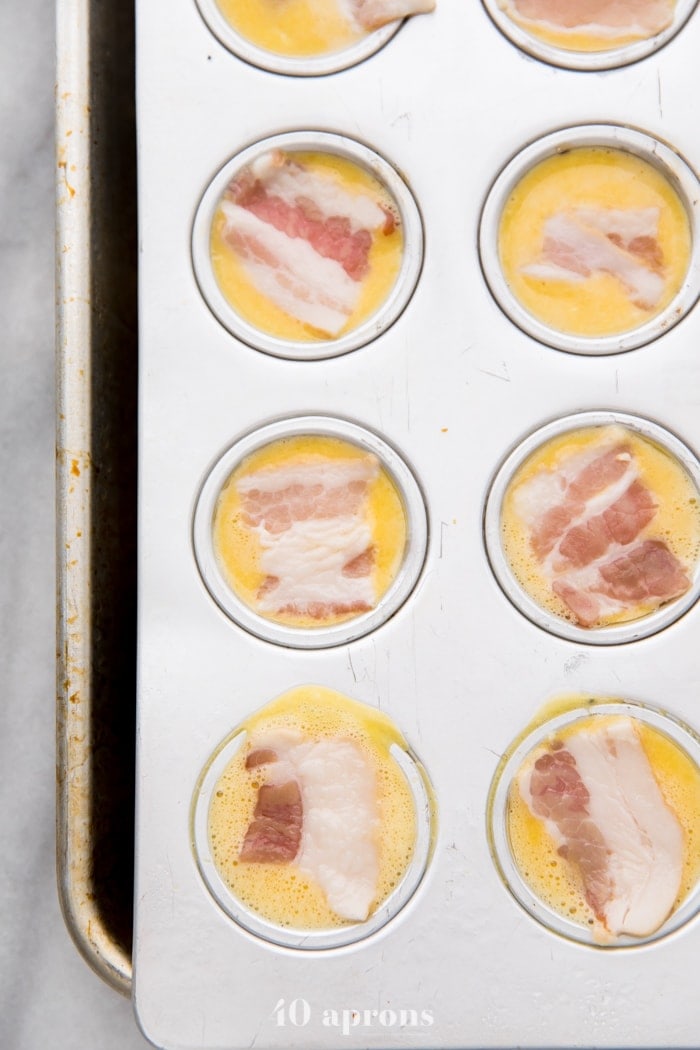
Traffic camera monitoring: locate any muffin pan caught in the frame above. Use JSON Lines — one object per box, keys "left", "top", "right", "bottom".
{"left": 134, "top": 0, "right": 700, "bottom": 1045}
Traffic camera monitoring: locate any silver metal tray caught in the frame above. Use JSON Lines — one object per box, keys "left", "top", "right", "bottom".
{"left": 55, "top": 0, "right": 137, "bottom": 995}
{"left": 133, "top": 0, "right": 700, "bottom": 1039}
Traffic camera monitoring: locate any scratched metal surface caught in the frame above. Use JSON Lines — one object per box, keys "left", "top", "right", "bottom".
{"left": 133, "top": 2, "right": 700, "bottom": 1047}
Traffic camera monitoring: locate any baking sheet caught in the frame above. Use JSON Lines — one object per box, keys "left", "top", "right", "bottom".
{"left": 133, "top": 1, "right": 700, "bottom": 1046}
{"left": 56, "top": 0, "right": 137, "bottom": 993}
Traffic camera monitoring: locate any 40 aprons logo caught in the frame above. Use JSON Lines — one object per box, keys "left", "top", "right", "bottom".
{"left": 274, "top": 997, "right": 434, "bottom": 1037}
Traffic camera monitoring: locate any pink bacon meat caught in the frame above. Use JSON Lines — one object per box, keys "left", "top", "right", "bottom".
{"left": 239, "top": 731, "right": 381, "bottom": 921}
{"left": 236, "top": 455, "right": 379, "bottom": 620}
{"left": 501, "top": 0, "right": 674, "bottom": 38}
{"left": 240, "top": 778, "right": 303, "bottom": 864}
{"left": 553, "top": 479, "right": 657, "bottom": 571}
{"left": 553, "top": 539, "right": 690, "bottom": 627}
{"left": 519, "top": 719, "right": 684, "bottom": 937}
{"left": 526, "top": 441, "right": 635, "bottom": 560}
{"left": 522, "top": 208, "right": 665, "bottom": 310}
{"left": 221, "top": 151, "right": 398, "bottom": 337}
{"left": 512, "top": 431, "right": 691, "bottom": 627}
{"left": 349, "top": 0, "right": 436, "bottom": 31}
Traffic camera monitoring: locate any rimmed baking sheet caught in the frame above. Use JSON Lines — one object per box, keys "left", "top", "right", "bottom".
{"left": 55, "top": 0, "right": 138, "bottom": 995}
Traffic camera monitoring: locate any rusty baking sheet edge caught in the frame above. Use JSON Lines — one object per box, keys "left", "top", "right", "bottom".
{"left": 55, "top": 0, "right": 137, "bottom": 995}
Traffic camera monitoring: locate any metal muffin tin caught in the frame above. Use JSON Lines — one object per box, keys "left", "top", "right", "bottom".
{"left": 56, "top": 0, "right": 700, "bottom": 1043}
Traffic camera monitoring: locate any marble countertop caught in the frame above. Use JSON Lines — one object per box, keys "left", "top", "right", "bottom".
{"left": 0, "top": 4, "right": 148, "bottom": 1046}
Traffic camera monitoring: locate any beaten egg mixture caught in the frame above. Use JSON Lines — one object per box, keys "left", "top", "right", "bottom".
{"left": 207, "top": 685, "right": 419, "bottom": 929}
{"left": 498, "top": 147, "right": 690, "bottom": 337}
{"left": 215, "top": 0, "right": 368, "bottom": 58}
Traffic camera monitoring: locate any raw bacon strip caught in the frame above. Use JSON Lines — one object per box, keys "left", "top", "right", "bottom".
{"left": 515, "top": 440, "right": 635, "bottom": 559}
{"left": 237, "top": 459, "right": 375, "bottom": 533}
{"left": 221, "top": 151, "right": 398, "bottom": 335}
{"left": 240, "top": 730, "right": 381, "bottom": 921}
{"left": 237, "top": 456, "right": 379, "bottom": 619}
{"left": 253, "top": 516, "right": 376, "bottom": 617}
{"left": 221, "top": 202, "right": 360, "bottom": 336}
{"left": 240, "top": 196, "right": 373, "bottom": 280}
{"left": 296, "top": 738, "right": 380, "bottom": 921}
{"left": 349, "top": 0, "right": 435, "bottom": 31}
{"left": 231, "top": 151, "right": 393, "bottom": 241}
{"left": 240, "top": 780, "right": 303, "bottom": 863}
{"left": 520, "top": 719, "right": 684, "bottom": 936}
{"left": 554, "top": 479, "right": 657, "bottom": 570}
{"left": 553, "top": 539, "right": 690, "bottom": 626}
{"left": 245, "top": 748, "right": 278, "bottom": 769}
{"left": 501, "top": 0, "right": 674, "bottom": 38}
{"left": 526, "top": 746, "right": 612, "bottom": 916}
{"left": 598, "top": 538, "right": 689, "bottom": 599}
{"left": 512, "top": 433, "right": 693, "bottom": 627}
{"left": 574, "top": 208, "right": 664, "bottom": 271}
{"left": 522, "top": 210, "right": 665, "bottom": 309}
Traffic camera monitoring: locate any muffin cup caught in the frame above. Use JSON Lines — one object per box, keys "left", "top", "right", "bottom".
{"left": 193, "top": 415, "right": 428, "bottom": 648}
{"left": 484, "top": 410, "right": 700, "bottom": 644}
{"left": 479, "top": 124, "right": 700, "bottom": 354}
{"left": 191, "top": 698, "right": 435, "bottom": 949}
{"left": 481, "top": 0, "right": 699, "bottom": 72}
{"left": 195, "top": 0, "right": 402, "bottom": 76}
{"left": 192, "top": 132, "right": 424, "bottom": 360}
{"left": 487, "top": 698, "right": 700, "bottom": 948}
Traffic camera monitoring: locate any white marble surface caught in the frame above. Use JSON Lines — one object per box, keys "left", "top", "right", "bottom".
{"left": 0, "top": 4, "right": 148, "bottom": 1047}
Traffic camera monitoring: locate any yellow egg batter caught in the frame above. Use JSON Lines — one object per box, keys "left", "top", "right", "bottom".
{"left": 501, "top": 424, "right": 700, "bottom": 628}
{"left": 498, "top": 147, "right": 690, "bottom": 337}
{"left": 504, "top": 698, "right": 700, "bottom": 939}
{"left": 208, "top": 685, "right": 419, "bottom": 929}
{"left": 211, "top": 151, "right": 404, "bottom": 342}
{"left": 213, "top": 433, "right": 408, "bottom": 628}
{"left": 216, "top": 0, "right": 366, "bottom": 58}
